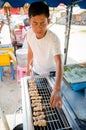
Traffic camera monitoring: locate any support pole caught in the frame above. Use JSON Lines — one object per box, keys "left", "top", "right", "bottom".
{"left": 0, "top": 107, "right": 10, "bottom": 130}
{"left": 64, "top": 6, "right": 73, "bottom": 65}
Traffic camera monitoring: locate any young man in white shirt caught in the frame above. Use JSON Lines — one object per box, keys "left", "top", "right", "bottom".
{"left": 26, "top": 1, "right": 63, "bottom": 108}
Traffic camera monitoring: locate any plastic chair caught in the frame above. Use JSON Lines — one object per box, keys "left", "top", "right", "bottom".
{"left": 17, "top": 65, "right": 26, "bottom": 83}
{"left": 0, "top": 44, "right": 12, "bottom": 48}
{"left": 0, "top": 52, "right": 15, "bottom": 80}
{"left": 0, "top": 65, "right": 15, "bottom": 80}
{"left": 0, "top": 67, "right": 4, "bottom": 80}
{"left": 0, "top": 63, "right": 15, "bottom": 81}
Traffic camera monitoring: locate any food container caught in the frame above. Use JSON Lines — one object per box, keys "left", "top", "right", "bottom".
{"left": 16, "top": 48, "right": 28, "bottom": 67}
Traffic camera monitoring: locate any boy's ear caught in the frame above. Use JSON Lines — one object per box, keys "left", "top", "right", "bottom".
{"left": 48, "top": 18, "right": 50, "bottom": 24}
{"left": 28, "top": 18, "right": 31, "bottom": 25}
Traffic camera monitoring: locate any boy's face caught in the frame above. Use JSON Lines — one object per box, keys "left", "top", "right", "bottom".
{"left": 29, "top": 14, "right": 50, "bottom": 39}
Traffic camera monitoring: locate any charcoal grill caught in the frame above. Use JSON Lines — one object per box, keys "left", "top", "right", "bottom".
{"left": 21, "top": 76, "right": 81, "bottom": 130}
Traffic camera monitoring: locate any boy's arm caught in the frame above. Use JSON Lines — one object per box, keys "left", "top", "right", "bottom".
{"left": 50, "top": 54, "right": 63, "bottom": 108}
{"left": 26, "top": 44, "right": 33, "bottom": 76}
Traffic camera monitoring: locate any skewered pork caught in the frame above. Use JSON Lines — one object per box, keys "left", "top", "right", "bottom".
{"left": 33, "top": 106, "right": 43, "bottom": 111}
{"left": 33, "top": 114, "right": 45, "bottom": 121}
{"left": 34, "top": 120, "right": 46, "bottom": 126}
{"left": 33, "top": 111, "right": 44, "bottom": 116}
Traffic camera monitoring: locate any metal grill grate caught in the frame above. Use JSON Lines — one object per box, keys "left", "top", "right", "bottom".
{"left": 28, "top": 77, "right": 72, "bottom": 130}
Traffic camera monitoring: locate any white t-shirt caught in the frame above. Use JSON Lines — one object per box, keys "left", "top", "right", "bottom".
{"left": 27, "top": 29, "right": 61, "bottom": 75}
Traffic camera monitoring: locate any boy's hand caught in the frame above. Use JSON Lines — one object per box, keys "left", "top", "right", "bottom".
{"left": 26, "top": 69, "right": 31, "bottom": 76}
{"left": 50, "top": 89, "right": 62, "bottom": 108}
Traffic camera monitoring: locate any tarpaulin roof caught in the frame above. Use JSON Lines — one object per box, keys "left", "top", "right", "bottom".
{"left": 0, "top": 0, "right": 86, "bottom": 8}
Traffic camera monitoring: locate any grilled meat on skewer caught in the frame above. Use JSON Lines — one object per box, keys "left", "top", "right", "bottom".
{"left": 34, "top": 119, "right": 46, "bottom": 126}
{"left": 33, "top": 111, "right": 45, "bottom": 116}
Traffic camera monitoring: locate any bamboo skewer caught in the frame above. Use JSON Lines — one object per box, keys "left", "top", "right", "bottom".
{"left": 47, "top": 119, "right": 59, "bottom": 123}
{"left": 46, "top": 113, "right": 56, "bottom": 116}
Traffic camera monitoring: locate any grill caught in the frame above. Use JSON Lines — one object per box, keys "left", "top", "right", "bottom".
{"left": 28, "top": 77, "right": 72, "bottom": 130}
{"left": 21, "top": 76, "right": 80, "bottom": 130}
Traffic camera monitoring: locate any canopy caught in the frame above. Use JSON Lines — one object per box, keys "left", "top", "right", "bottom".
{"left": 0, "top": 0, "right": 86, "bottom": 9}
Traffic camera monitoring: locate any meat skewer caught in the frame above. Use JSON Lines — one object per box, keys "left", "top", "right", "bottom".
{"left": 33, "top": 111, "right": 45, "bottom": 116}
{"left": 29, "top": 89, "right": 38, "bottom": 92}
{"left": 33, "top": 119, "right": 59, "bottom": 127}
{"left": 32, "top": 99, "right": 41, "bottom": 104}
{"left": 33, "top": 106, "right": 43, "bottom": 111}
{"left": 33, "top": 114, "right": 46, "bottom": 121}
{"left": 31, "top": 96, "right": 42, "bottom": 100}
{"left": 32, "top": 102, "right": 42, "bottom": 107}
{"left": 30, "top": 93, "right": 39, "bottom": 97}
{"left": 34, "top": 119, "right": 46, "bottom": 126}
{"left": 29, "top": 87, "right": 37, "bottom": 91}
{"left": 28, "top": 79, "right": 35, "bottom": 83}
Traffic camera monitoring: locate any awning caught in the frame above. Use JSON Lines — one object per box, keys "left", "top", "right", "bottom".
{"left": 0, "top": 0, "right": 86, "bottom": 9}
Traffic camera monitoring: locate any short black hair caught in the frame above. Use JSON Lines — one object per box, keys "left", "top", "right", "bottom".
{"left": 28, "top": 1, "right": 49, "bottom": 18}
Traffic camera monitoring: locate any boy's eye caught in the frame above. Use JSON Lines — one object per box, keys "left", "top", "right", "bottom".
{"left": 40, "top": 22, "right": 46, "bottom": 25}
{"left": 33, "top": 22, "right": 38, "bottom": 25}
{"left": 32, "top": 22, "right": 46, "bottom": 26}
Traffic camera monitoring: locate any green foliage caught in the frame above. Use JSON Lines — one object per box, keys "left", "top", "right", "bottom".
{"left": 80, "top": 30, "right": 86, "bottom": 33}
{"left": 64, "top": 65, "right": 81, "bottom": 72}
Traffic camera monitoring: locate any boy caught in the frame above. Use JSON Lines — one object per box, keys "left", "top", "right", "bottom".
{"left": 26, "top": 1, "right": 63, "bottom": 108}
